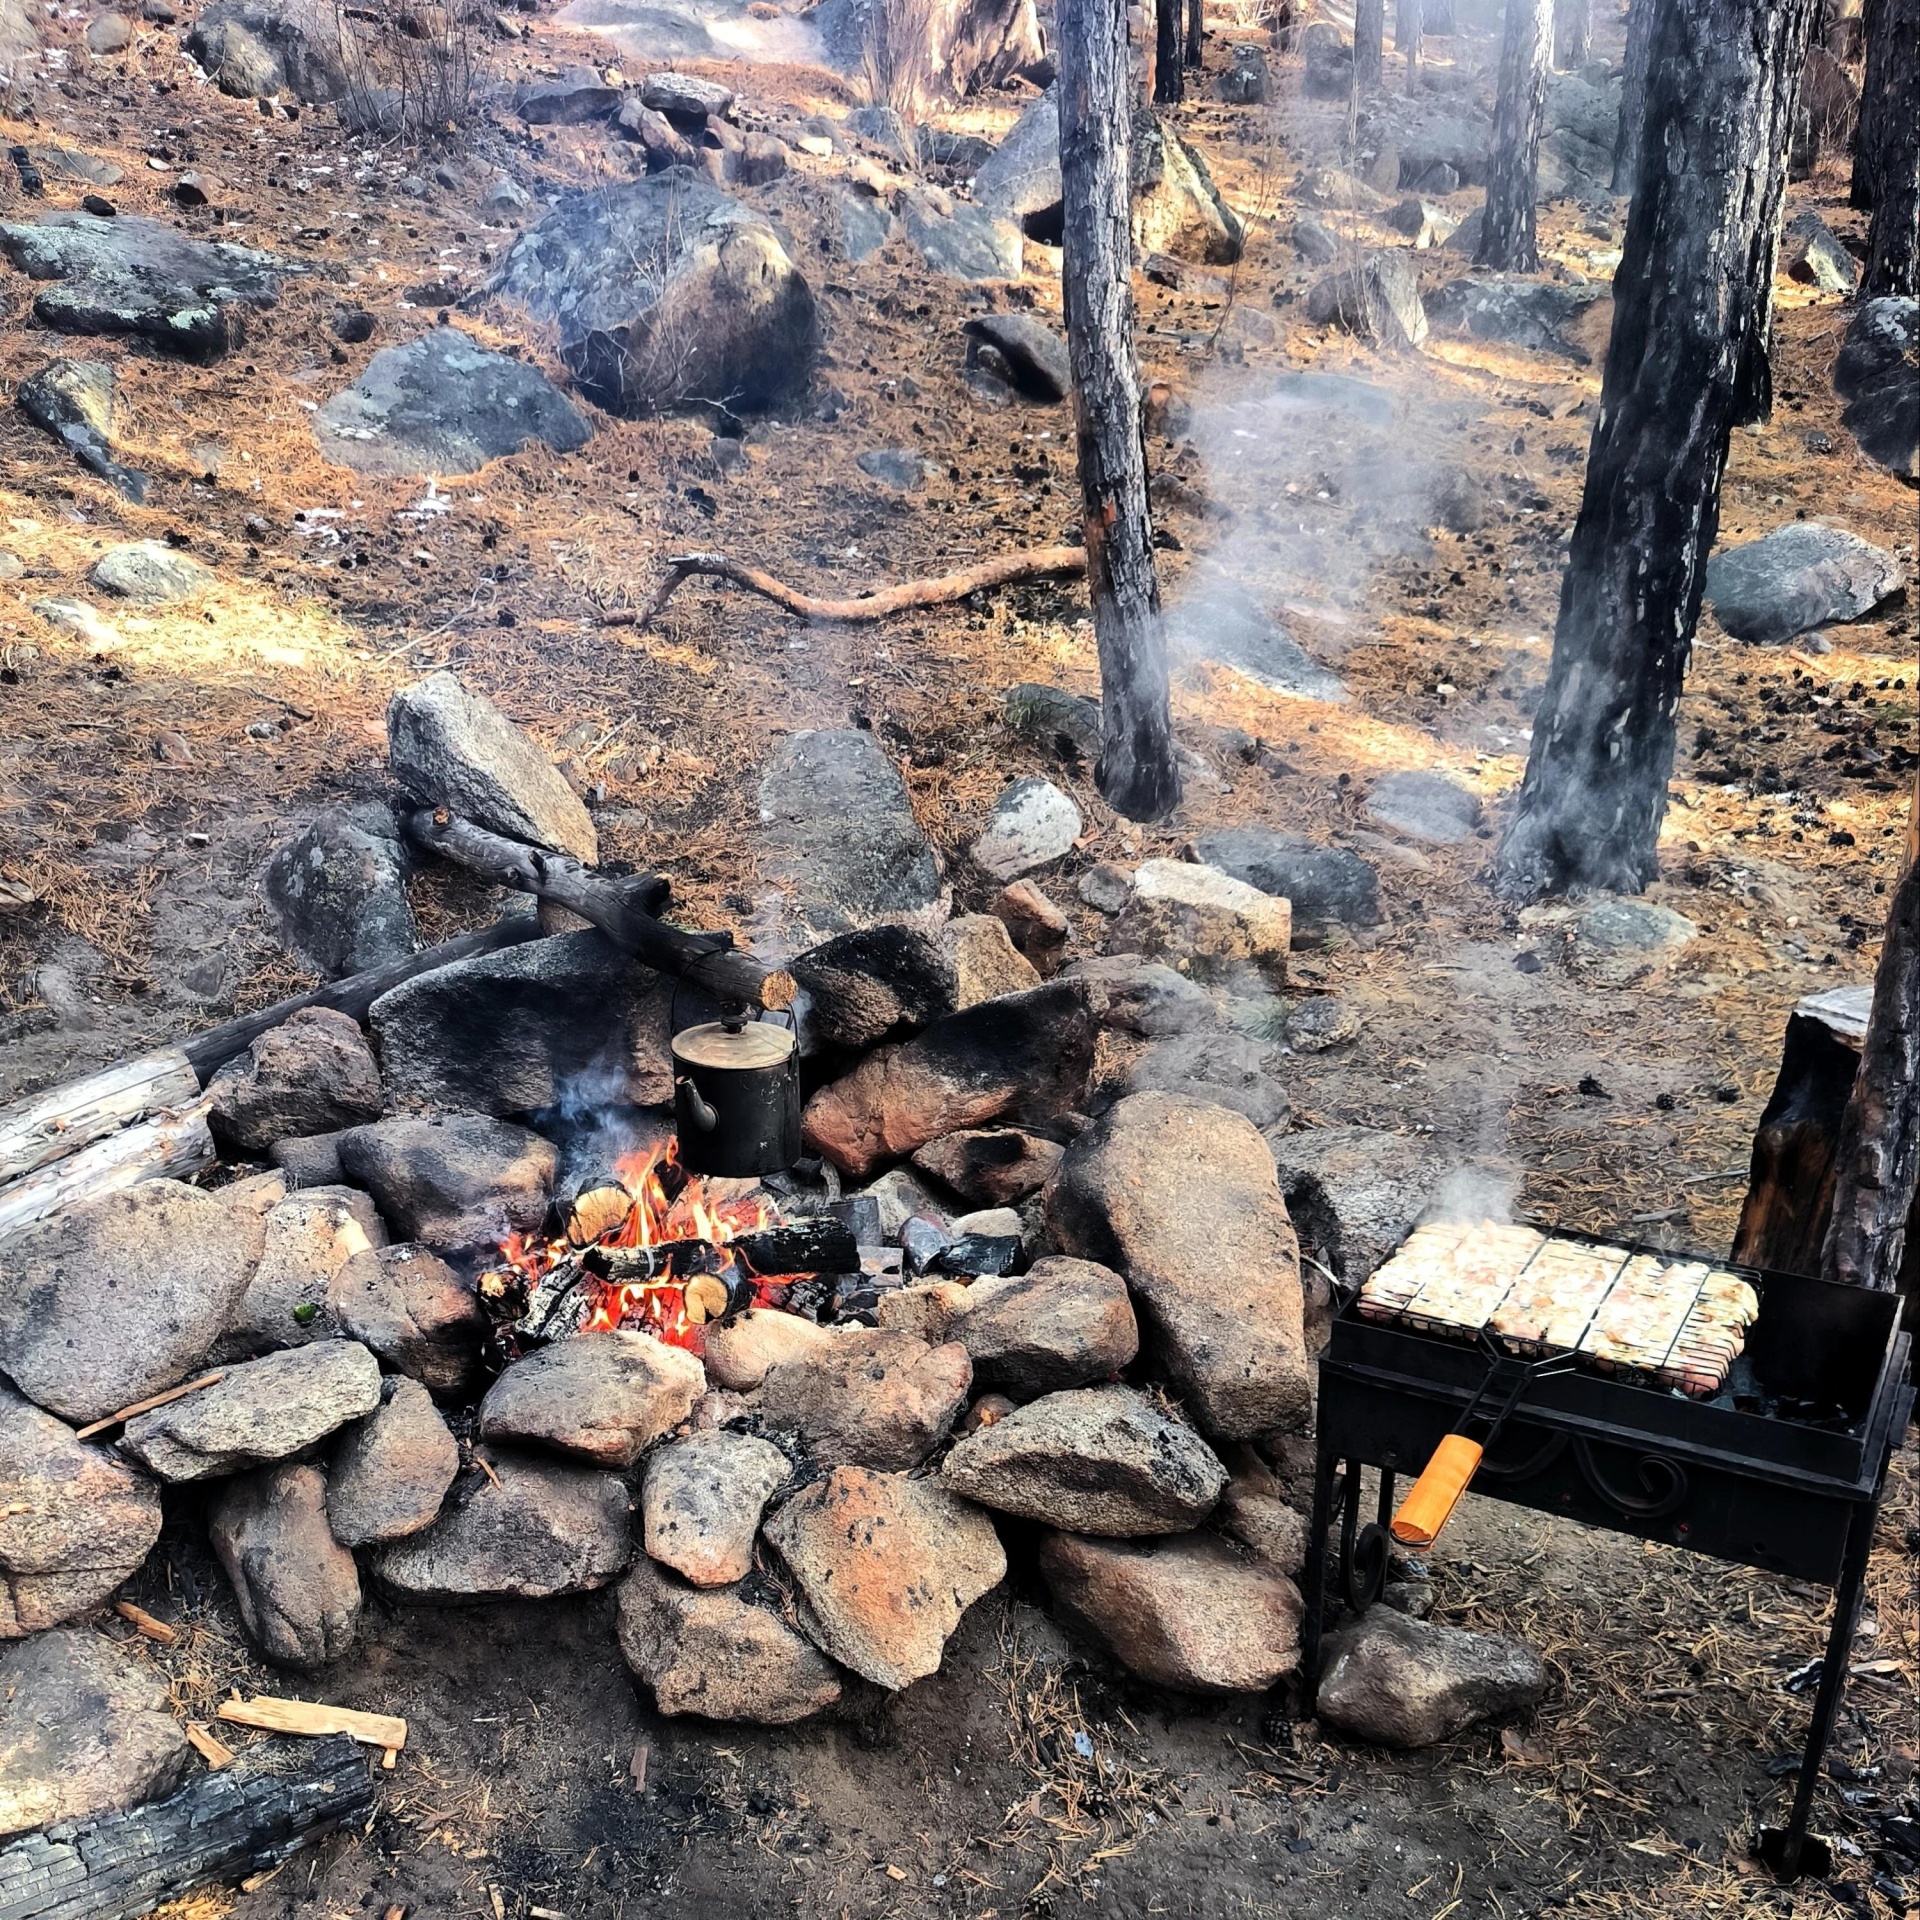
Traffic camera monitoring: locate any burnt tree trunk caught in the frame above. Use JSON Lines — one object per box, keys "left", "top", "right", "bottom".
{"left": 1476, "top": 0, "right": 1555, "bottom": 270}
{"left": 1493, "top": 0, "right": 1815, "bottom": 900}
{"left": 1155, "top": 0, "right": 1184, "bottom": 101}
{"left": 1824, "top": 816, "right": 1920, "bottom": 1294}
{"left": 1355, "top": 0, "right": 1386, "bottom": 89}
{"left": 1612, "top": 0, "right": 1656, "bottom": 188}
{"left": 1398, "top": 0, "right": 1423, "bottom": 88}
{"left": 1185, "top": 0, "right": 1203, "bottom": 65}
{"left": 1861, "top": 0, "right": 1919, "bottom": 292}
{"left": 1555, "top": 0, "right": 1592, "bottom": 62}
{"left": 1057, "top": 0, "right": 1181, "bottom": 822}
{"left": 1426, "top": 0, "right": 1456, "bottom": 28}
{"left": 1851, "top": 0, "right": 1888, "bottom": 205}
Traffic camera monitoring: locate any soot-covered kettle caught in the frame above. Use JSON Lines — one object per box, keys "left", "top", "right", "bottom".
{"left": 670, "top": 1007, "right": 802, "bottom": 1178}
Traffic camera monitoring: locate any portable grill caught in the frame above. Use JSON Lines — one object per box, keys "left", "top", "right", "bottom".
{"left": 1301, "top": 1230, "right": 1913, "bottom": 1879}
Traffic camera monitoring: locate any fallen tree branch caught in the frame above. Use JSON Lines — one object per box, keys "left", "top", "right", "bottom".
{"left": 605, "top": 545, "right": 1088, "bottom": 633}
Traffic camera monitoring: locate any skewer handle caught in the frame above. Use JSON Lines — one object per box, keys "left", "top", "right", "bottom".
{"left": 1390, "top": 1433, "right": 1483, "bottom": 1548}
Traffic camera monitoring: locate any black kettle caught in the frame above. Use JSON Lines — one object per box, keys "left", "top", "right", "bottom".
{"left": 670, "top": 1010, "right": 802, "bottom": 1178}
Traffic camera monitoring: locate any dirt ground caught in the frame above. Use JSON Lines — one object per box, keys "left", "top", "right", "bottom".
{"left": 0, "top": 0, "right": 1916, "bottom": 1911}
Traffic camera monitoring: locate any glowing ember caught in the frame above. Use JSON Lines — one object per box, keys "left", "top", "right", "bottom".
{"left": 478, "top": 1139, "right": 788, "bottom": 1352}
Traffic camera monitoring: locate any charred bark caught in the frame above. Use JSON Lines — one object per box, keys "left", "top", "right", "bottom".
{"left": 1495, "top": 0, "right": 1816, "bottom": 900}
{"left": 1155, "top": 0, "right": 1184, "bottom": 102}
{"left": 1861, "top": 0, "right": 1919, "bottom": 293}
{"left": 1476, "top": 0, "right": 1555, "bottom": 271}
{"left": 1355, "top": 0, "right": 1386, "bottom": 89}
{"left": 1851, "top": 0, "right": 1889, "bottom": 206}
{"left": 1057, "top": 0, "right": 1181, "bottom": 822}
{"left": 1398, "top": 0, "right": 1423, "bottom": 87}
{"left": 1185, "top": 0, "right": 1204, "bottom": 64}
{"left": 1426, "top": 0, "right": 1456, "bottom": 28}
{"left": 1555, "top": 0, "right": 1592, "bottom": 62}
{"left": 1612, "top": 0, "right": 1655, "bottom": 188}
{"left": 1824, "top": 827, "right": 1920, "bottom": 1295}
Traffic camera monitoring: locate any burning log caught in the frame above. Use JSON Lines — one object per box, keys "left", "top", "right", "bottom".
{"left": 586, "top": 1219, "right": 861, "bottom": 1283}
{"left": 402, "top": 810, "right": 797, "bottom": 1014}
{"left": 564, "top": 1170, "right": 635, "bottom": 1246}
{"left": 0, "top": 1734, "right": 374, "bottom": 1920}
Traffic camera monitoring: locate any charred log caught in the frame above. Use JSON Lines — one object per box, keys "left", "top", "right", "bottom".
{"left": 402, "top": 811, "right": 795, "bottom": 1014}
{"left": 0, "top": 1735, "right": 373, "bottom": 1920}
{"left": 1860, "top": 0, "right": 1918, "bottom": 294}
{"left": 1493, "top": 0, "right": 1814, "bottom": 900}
{"left": 588, "top": 1219, "right": 861, "bottom": 1282}
{"left": 1476, "top": 0, "right": 1554, "bottom": 271}
{"left": 1057, "top": 0, "right": 1181, "bottom": 822}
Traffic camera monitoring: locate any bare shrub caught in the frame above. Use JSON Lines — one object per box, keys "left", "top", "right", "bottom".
{"left": 333, "top": 0, "right": 480, "bottom": 146}
{"left": 860, "top": 0, "right": 942, "bottom": 123}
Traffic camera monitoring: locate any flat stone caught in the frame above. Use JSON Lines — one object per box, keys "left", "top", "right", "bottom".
{"left": 1048, "top": 1091, "right": 1310, "bottom": 1439}
{"left": 0, "top": 1381, "right": 161, "bottom": 1637}
{"left": 489, "top": 173, "right": 816, "bottom": 415}
{"left": 213, "top": 1187, "right": 382, "bottom": 1361}
{"left": 944, "top": 1385, "right": 1224, "bottom": 1534}
{"left": 1704, "top": 523, "right": 1903, "bottom": 645}
{"left": 369, "top": 929, "right": 668, "bottom": 1114}
{"left": 1112, "top": 860, "right": 1291, "bottom": 981}
{"left": 802, "top": 980, "right": 1097, "bottom": 1180}
{"left": 911, "top": 1127, "right": 1063, "bottom": 1207}
{"left": 617, "top": 1557, "right": 843, "bottom": 1723}
{"left": 264, "top": 808, "right": 416, "bottom": 979}
{"left": 900, "top": 191, "right": 1023, "bottom": 281}
{"left": 0, "top": 1629, "right": 191, "bottom": 1842}
{"left": 206, "top": 1005, "right": 384, "bottom": 1153}
{"left": 1127, "top": 1031, "right": 1290, "bottom": 1131}
{"left": 1365, "top": 769, "right": 1483, "bottom": 844}
{"left": 1292, "top": 214, "right": 1339, "bottom": 265}
{"left": 515, "top": 66, "right": 621, "bottom": 122}
{"left": 762, "top": 1465, "right": 1005, "bottom": 1689}
{"left": 962, "top": 314, "right": 1069, "bottom": 402}
{"left": 479, "top": 1330, "right": 704, "bottom": 1469}
{"left": 758, "top": 729, "right": 945, "bottom": 942}
{"left": 758, "top": 1328, "right": 971, "bottom": 1470}
{"left": 1304, "top": 250, "right": 1427, "bottom": 350}
{"left": 388, "top": 670, "right": 597, "bottom": 862}
{"left": 1193, "top": 829, "right": 1380, "bottom": 937}
{"left": 1316, "top": 1607, "right": 1548, "bottom": 1747}
{"left": 1575, "top": 898, "right": 1697, "bottom": 956}
{"left": 1061, "top": 956, "right": 1215, "bottom": 1036}
{"left": 700, "top": 1307, "right": 835, "bottom": 1392}
{"left": 856, "top": 447, "right": 929, "bottom": 490}
{"left": 1077, "top": 862, "right": 1132, "bottom": 913}
{"left": 827, "top": 183, "right": 895, "bottom": 261}
{"left": 327, "top": 1376, "right": 458, "bottom": 1546}
{"left": 0, "top": 213, "right": 290, "bottom": 352}
{"left": 971, "top": 778, "right": 1081, "bottom": 883}
{"left": 1165, "top": 578, "right": 1348, "bottom": 703}
{"left": 1425, "top": 276, "right": 1604, "bottom": 359}
{"left": 314, "top": 326, "right": 591, "bottom": 478}
{"left": 335, "top": 1115, "right": 558, "bottom": 1250}
{"left": 1038, "top": 1530, "right": 1302, "bottom": 1691}
{"left": 639, "top": 69, "right": 732, "bottom": 117}
{"left": 641, "top": 1428, "right": 791, "bottom": 1586}
{"left": 121, "top": 1341, "right": 381, "bottom": 1482}
{"left": 934, "top": 1256, "right": 1137, "bottom": 1397}
{"left": 90, "top": 539, "right": 212, "bottom": 602}
{"left": 949, "top": 913, "right": 1042, "bottom": 1005}
{"left": 0, "top": 1180, "right": 255, "bottom": 1425}
{"left": 373, "top": 1448, "right": 632, "bottom": 1600}
{"left": 326, "top": 1242, "right": 490, "bottom": 1398}
{"left": 210, "top": 1462, "right": 360, "bottom": 1668}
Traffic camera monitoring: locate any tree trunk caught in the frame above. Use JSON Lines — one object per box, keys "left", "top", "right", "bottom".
{"left": 1555, "top": 0, "right": 1592, "bottom": 62}
{"left": 1398, "top": 0, "right": 1423, "bottom": 87}
{"left": 1056, "top": 0, "right": 1181, "bottom": 823}
{"left": 1823, "top": 798, "right": 1920, "bottom": 1293}
{"left": 1425, "top": 0, "right": 1456, "bottom": 28}
{"left": 1493, "top": 0, "right": 1816, "bottom": 901}
{"left": 1155, "top": 0, "right": 1184, "bottom": 101}
{"left": 1185, "top": 0, "right": 1203, "bottom": 65}
{"left": 1476, "top": 0, "right": 1555, "bottom": 271}
{"left": 1355, "top": 0, "right": 1386, "bottom": 89}
{"left": 1851, "top": 0, "right": 1887, "bottom": 206}
{"left": 1861, "top": 0, "right": 1919, "bottom": 293}
{"left": 1612, "top": 0, "right": 1655, "bottom": 189}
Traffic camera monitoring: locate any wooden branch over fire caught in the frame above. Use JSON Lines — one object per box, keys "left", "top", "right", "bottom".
{"left": 402, "top": 810, "right": 797, "bottom": 1014}
{"left": 604, "top": 545, "right": 1088, "bottom": 634}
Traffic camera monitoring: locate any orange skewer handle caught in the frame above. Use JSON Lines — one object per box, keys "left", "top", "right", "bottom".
{"left": 1390, "top": 1433, "right": 1485, "bottom": 1548}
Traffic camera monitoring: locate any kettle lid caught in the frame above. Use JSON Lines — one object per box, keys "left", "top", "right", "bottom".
{"left": 671, "top": 1020, "right": 795, "bottom": 1070}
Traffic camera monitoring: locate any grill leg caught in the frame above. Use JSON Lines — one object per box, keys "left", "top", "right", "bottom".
{"left": 1377, "top": 1468, "right": 1396, "bottom": 1533}
{"left": 1300, "top": 1442, "right": 1339, "bottom": 1713}
{"left": 1777, "top": 1500, "right": 1875, "bottom": 1878}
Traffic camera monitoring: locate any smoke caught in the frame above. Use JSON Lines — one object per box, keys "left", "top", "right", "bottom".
{"left": 533, "top": 1041, "right": 674, "bottom": 1186}
{"left": 1431, "top": 1163, "right": 1519, "bottom": 1225}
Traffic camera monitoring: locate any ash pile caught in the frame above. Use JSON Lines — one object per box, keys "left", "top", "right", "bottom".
{"left": 0, "top": 671, "right": 1544, "bottom": 1850}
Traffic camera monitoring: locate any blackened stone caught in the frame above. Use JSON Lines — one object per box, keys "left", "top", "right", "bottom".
{"left": 790, "top": 922, "right": 958, "bottom": 1051}
{"left": 900, "top": 190, "right": 1024, "bottom": 281}
{"left": 263, "top": 806, "right": 417, "bottom": 979}
{"left": 856, "top": 447, "right": 929, "bottom": 490}
{"left": 16, "top": 357, "right": 146, "bottom": 501}
{"left": 515, "top": 66, "right": 621, "bottom": 122}
{"left": 1165, "top": 577, "right": 1348, "bottom": 701}
{"left": 1425, "top": 275, "right": 1603, "bottom": 360}
{"left": 1364, "top": 769, "right": 1482, "bottom": 843}
{"left": 1833, "top": 297, "right": 1917, "bottom": 478}
{"left": 1304, "top": 250, "right": 1427, "bottom": 350}
{"left": 335, "top": 1115, "right": 558, "bottom": 1250}
{"left": 1004, "top": 682, "right": 1101, "bottom": 759}
{"left": 962, "top": 313, "right": 1069, "bottom": 401}
{"left": 209, "top": 1462, "right": 361, "bottom": 1668}
{"left": 184, "top": 0, "right": 347, "bottom": 102}
{"left": 1126, "top": 1032, "right": 1290, "bottom": 1131}
{"left": 1704, "top": 523, "right": 1903, "bottom": 645}
{"left": 1194, "top": 828, "right": 1380, "bottom": 936}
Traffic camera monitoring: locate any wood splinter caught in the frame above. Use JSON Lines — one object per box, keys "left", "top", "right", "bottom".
{"left": 218, "top": 1693, "right": 408, "bottom": 1754}
{"left": 74, "top": 1371, "right": 225, "bottom": 1442}
{"left": 115, "top": 1600, "right": 178, "bottom": 1646}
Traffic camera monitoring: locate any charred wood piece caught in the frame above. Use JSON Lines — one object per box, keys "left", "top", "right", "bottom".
{"left": 586, "top": 1219, "right": 860, "bottom": 1283}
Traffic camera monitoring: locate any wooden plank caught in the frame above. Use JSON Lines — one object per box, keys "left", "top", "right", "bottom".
{"left": 218, "top": 1694, "right": 408, "bottom": 1752}
{"left": 0, "top": 1105, "right": 213, "bottom": 1242}
{"left": 0, "top": 1048, "right": 199, "bottom": 1184}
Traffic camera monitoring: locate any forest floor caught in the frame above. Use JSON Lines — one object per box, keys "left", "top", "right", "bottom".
{"left": 0, "top": 0, "right": 1916, "bottom": 1912}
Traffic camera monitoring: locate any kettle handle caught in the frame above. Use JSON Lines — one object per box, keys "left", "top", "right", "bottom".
{"left": 679, "top": 1077, "right": 719, "bottom": 1133}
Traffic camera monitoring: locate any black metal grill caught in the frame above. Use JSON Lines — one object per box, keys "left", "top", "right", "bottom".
{"left": 1301, "top": 1244, "right": 1913, "bottom": 1878}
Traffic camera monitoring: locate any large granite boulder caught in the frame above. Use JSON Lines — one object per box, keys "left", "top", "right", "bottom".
{"left": 0, "top": 1181, "right": 255, "bottom": 1425}
{"left": 762, "top": 1466, "right": 1005, "bottom": 1689}
{"left": 477, "top": 1330, "right": 705, "bottom": 1469}
{"left": 758, "top": 729, "right": 946, "bottom": 943}
{"left": 1132, "top": 115, "right": 1243, "bottom": 265}
{"left": 0, "top": 1630, "right": 191, "bottom": 1841}
{"left": 1316, "top": 1607, "right": 1548, "bottom": 1747}
{"left": 369, "top": 930, "right": 670, "bottom": 1114}
{"left": 387, "top": 670, "right": 597, "bottom": 862}
{"left": 335, "top": 1115, "right": 558, "bottom": 1250}
{"left": 616, "top": 1557, "right": 844, "bottom": 1723}
{"left": 1304, "top": 250, "right": 1428, "bottom": 351}
{"left": 916, "top": 1255, "right": 1139, "bottom": 1397}
{"left": 1047, "top": 1092, "right": 1311, "bottom": 1439}
{"left": 0, "top": 1382, "right": 162, "bottom": 1637}
{"left": 942, "top": 1386, "right": 1227, "bottom": 1534}
{"left": 212, "top": 1187, "right": 383, "bottom": 1361}
{"left": 263, "top": 807, "right": 417, "bottom": 979}
{"left": 183, "top": 0, "right": 347, "bottom": 101}
{"left": 210, "top": 1462, "right": 362, "bottom": 1668}
{"left": 1704, "top": 523, "right": 1903, "bottom": 645}
{"left": 206, "top": 1006, "right": 384, "bottom": 1153}
{"left": 0, "top": 213, "right": 291, "bottom": 352}
{"left": 489, "top": 173, "right": 817, "bottom": 415}
{"left": 372, "top": 1449, "right": 633, "bottom": 1600}
{"left": 1425, "top": 276, "right": 1605, "bottom": 360}
{"left": 1039, "top": 1531, "right": 1302, "bottom": 1691}
{"left": 1267, "top": 1124, "right": 1447, "bottom": 1286}
{"left": 315, "top": 326, "right": 592, "bottom": 477}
